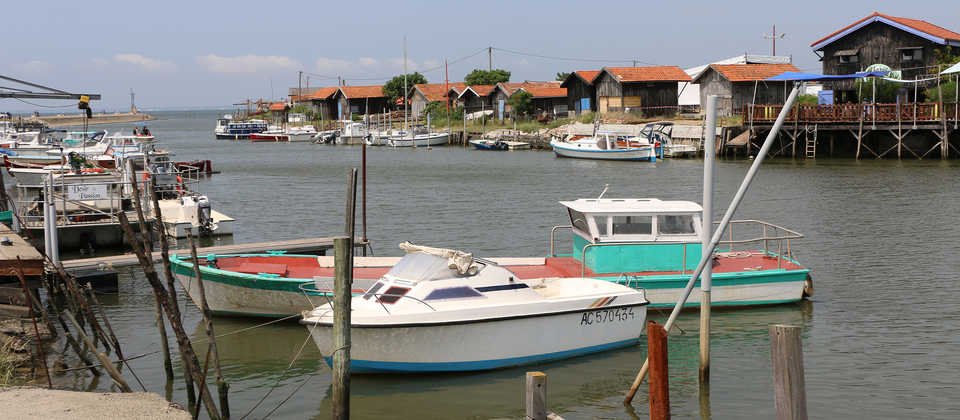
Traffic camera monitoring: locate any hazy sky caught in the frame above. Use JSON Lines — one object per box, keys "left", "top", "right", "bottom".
{"left": 2, "top": 1, "right": 958, "bottom": 111}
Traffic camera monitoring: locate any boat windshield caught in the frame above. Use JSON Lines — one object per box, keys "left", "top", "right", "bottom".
{"left": 384, "top": 252, "right": 460, "bottom": 283}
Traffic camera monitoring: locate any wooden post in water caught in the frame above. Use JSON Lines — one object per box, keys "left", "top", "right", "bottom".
{"left": 769, "top": 325, "right": 807, "bottom": 420}
{"left": 332, "top": 236, "right": 353, "bottom": 420}
{"left": 0, "top": 169, "right": 8, "bottom": 212}
{"left": 647, "top": 321, "right": 670, "bottom": 420}
{"left": 63, "top": 311, "right": 132, "bottom": 392}
{"left": 188, "top": 231, "right": 230, "bottom": 419}
{"left": 525, "top": 372, "right": 547, "bottom": 420}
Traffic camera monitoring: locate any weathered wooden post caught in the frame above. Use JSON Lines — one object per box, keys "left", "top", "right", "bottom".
{"left": 647, "top": 321, "right": 670, "bottom": 420}
{"left": 332, "top": 236, "right": 353, "bottom": 420}
{"left": 188, "top": 232, "right": 230, "bottom": 419}
{"left": 770, "top": 325, "right": 807, "bottom": 420}
{"left": 525, "top": 371, "right": 547, "bottom": 420}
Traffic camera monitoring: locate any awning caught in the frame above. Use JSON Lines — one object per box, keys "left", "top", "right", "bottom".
{"left": 765, "top": 71, "right": 889, "bottom": 81}
{"left": 942, "top": 62, "right": 960, "bottom": 75}
{"left": 834, "top": 49, "right": 859, "bottom": 56}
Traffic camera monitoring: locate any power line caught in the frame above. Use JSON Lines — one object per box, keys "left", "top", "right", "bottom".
{"left": 491, "top": 47, "right": 659, "bottom": 66}
{"left": 10, "top": 96, "right": 77, "bottom": 108}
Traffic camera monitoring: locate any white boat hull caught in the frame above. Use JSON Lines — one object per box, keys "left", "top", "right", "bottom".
{"left": 551, "top": 142, "right": 656, "bottom": 161}
{"left": 643, "top": 279, "right": 806, "bottom": 308}
{"left": 305, "top": 303, "right": 647, "bottom": 372}
{"left": 387, "top": 133, "right": 449, "bottom": 147}
{"left": 162, "top": 214, "right": 235, "bottom": 238}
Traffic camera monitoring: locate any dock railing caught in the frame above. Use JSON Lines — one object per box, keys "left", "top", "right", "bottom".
{"left": 15, "top": 176, "right": 151, "bottom": 230}
{"left": 743, "top": 102, "right": 958, "bottom": 124}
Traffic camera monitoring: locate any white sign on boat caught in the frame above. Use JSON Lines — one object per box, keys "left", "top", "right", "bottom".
{"left": 66, "top": 184, "right": 109, "bottom": 201}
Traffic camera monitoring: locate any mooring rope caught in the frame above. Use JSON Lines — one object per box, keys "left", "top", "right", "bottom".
{"left": 239, "top": 332, "right": 315, "bottom": 420}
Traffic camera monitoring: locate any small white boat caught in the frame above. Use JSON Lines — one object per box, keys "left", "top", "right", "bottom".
{"left": 156, "top": 195, "right": 235, "bottom": 238}
{"left": 640, "top": 122, "right": 696, "bottom": 158}
{"left": 285, "top": 125, "right": 317, "bottom": 142}
{"left": 338, "top": 122, "right": 369, "bottom": 145}
{"left": 301, "top": 243, "right": 649, "bottom": 373}
{"left": 386, "top": 132, "right": 449, "bottom": 147}
{"left": 550, "top": 132, "right": 661, "bottom": 161}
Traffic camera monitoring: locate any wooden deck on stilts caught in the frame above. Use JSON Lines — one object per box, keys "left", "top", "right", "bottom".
{"left": 60, "top": 237, "right": 369, "bottom": 270}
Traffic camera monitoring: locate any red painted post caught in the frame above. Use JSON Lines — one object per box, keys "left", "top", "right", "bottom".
{"left": 648, "top": 321, "right": 670, "bottom": 420}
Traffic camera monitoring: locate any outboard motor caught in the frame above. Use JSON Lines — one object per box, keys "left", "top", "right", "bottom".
{"left": 196, "top": 195, "right": 215, "bottom": 235}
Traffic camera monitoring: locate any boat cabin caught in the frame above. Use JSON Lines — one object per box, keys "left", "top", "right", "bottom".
{"left": 558, "top": 198, "right": 703, "bottom": 274}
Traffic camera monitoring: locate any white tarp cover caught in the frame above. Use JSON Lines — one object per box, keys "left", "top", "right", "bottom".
{"left": 942, "top": 62, "right": 960, "bottom": 75}
{"left": 398, "top": 241, "right": 475, "bottom": 275}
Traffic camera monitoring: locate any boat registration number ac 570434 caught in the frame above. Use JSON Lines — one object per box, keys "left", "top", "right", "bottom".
{"left": 580, "top": 307, "right": 635, "bottom": 326}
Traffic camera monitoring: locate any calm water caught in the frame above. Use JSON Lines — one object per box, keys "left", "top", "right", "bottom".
{"left": 59, "top": 110, "right": 960, "bottom": 418}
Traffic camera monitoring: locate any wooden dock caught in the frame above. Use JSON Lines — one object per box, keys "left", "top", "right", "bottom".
{"left": 0, "top": 224, "right": 44, "bottom": 277}
{"left": 60, "top": 237, "right": 368, "bottom": 270}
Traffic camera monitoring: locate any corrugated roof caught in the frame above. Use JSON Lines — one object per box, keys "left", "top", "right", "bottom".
{"left": 338, "top": 85, "right": 384, "bottom": 99}
{"left": 697, "top": 63, "right": 801, "bottom": 83}
{"left": 811, "top": 12, "right": 960, "bottom": 49}
{"left": 601, "top": 66, "right": 692, "bottom": 83}
{"left": 413, "top": 82, "right": 467, "bottom": 102}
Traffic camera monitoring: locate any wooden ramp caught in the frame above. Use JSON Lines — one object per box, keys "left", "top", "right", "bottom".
{"left": 728, "top": 129, "right": 753, "bottom": 146}
{"left": 60, "top": 237, "right": 368, "bottom": 270}
{"left": 0, "top": 224, "right": 45, "bottom": 277}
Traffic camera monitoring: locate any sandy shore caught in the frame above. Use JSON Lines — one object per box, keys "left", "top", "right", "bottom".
{"left": 0, "top": 387, "right": 190, "bottom": 419}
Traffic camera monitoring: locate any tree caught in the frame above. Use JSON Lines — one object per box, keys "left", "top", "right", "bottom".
{"left": 855, "top": 78, "right": 901, "bottom": 103}
{"left": 556, "top": 72, "right": 571, "bottom": 81}
{"left": 508, "top": 90, "right": 533, "bottom": 117}
{"left": 465, "top": 69, "right": 510, "bottom": 86}
{"left": 383, "top": 72, "right": 427, "bottom": 107}
{"left": 924, "top": 47, "right": 959, "bottom": 103}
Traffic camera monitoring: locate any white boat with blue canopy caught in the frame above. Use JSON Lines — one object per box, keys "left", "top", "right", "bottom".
{"left": 300, "top": 243, "right": 649, "bottom": 373}
{"left": 549, "top": 131, "right": 661, "bottom": 161}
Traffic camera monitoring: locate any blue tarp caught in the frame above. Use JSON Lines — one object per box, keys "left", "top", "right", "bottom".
{"left": 765, "top": 71, "right": 889, "bottom": 81}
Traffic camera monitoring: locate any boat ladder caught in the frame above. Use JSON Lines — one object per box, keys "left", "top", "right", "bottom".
{"left": 804, "top": 124, "right": 817, "bottom": 159}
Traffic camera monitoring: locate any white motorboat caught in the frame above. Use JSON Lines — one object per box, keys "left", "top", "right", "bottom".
{"left": 156, "top": 195, "right": 234, "bottom": 238}
{"left": 386, "top": 132, "right": 449, "bottom": 147}
{"left": 640, "top": 122, "right": 696, "bottom": 158}
{"left": 550, "top": 132, "right": 661, "bottom": 161}
{"left": 337, "top": 122, "right": 369, "bottom": 145}
{"left": 103, "top": 130, "right": 155, "bottom": 143}
{"left": 301, "top": 243, "right": 649, "bottom": 373}
{"left": 285, "top": 125, "right": 317, "bottom": 142}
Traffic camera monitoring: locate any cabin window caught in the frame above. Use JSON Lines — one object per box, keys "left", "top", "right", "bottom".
{"left": 596, "top": 216, "right": 610, "bottom": 236}
{"left": 659, "top": 215, "right": 696, "bottom": 235}
{"left": 900, "top": 48, "right": 922, "bottom": 62}
{"left": 362, "top": 281, "right": 384, "bottom": 300}
{"left": 613, "top": 216, "right": 652, "bottom": 235}
{"left": 377, "top": 286, "right": 410, "bottom": 304}
{"left": 568, "top": 209, "right": 590, "bottom": 234}
{"left": 424, "top": 286, "right": 483, "bottom": 301}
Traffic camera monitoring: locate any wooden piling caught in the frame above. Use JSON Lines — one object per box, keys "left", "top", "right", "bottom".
{"left": 15, "top": 261, "right": 51, "bottom": 388}
{"left": 63, "top": 311, "right": 132, "bottom": 392}
{"left": 769, "top": 325, "right": 807, "bottom": 420}
{"left": 188, "top": 231, "right": 230, "bottom": 419}
{"left": 648, "top": 321, "right": 670, "bottom": 420}
{"left": 0, "top": 169, "right": 8, "bottom": 212}
{"left": 525, "top": 371, "right": 547, "bottom": 420}
{"left": 332, "top": 236, "right": 353, "bottom": 420}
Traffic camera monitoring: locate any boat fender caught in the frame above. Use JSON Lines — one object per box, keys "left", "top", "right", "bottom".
{"left": 803, "top": 274, "right": 814, "bottom": 297}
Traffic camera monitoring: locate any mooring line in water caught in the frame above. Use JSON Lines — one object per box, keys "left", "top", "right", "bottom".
{"left": 259, "top": 344, "right": 350, "bottom": 420}
{"left": 190, "top": 314, "right": 301, "bottom": 345}
{"left": 63, "top": 350, "right": 161, "bottom": 372}
{"left": 240, "top": 332, "right": 315, "bottom": 420}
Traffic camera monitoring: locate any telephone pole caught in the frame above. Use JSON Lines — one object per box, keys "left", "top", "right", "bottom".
{"left": 298, "top": 71, "right": 302, "bottom": 104}
{"left": 488, "top": 46, "right": 492, "bottom": 71}
{"left": 763, "top": 25, "right": 785, "bottom": 56}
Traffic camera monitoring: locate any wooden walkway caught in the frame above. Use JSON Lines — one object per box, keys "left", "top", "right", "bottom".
{"left": 0, "top": 224, "right": 44, "bottom": 277}
{"left": 60, "top": 237, "right": 368, "bottom": 270}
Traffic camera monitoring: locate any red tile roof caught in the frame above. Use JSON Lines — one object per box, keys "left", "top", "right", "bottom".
{"left": 413, "top": 82, "right": 467, "bottom": 102}
{"left": 462, "top": 84, "right": 495, "bottom": 97}
{"left": 576, "top": 70, "right": 600, "bottom": 83}
{"left": 338, "top": 85, "right": 384, "bottom": 99}
{"left": 811, "top": 12, "right": 960, "bottom": 48}
{"left": 309, "top": 87, "right": 339, "bottom": 100}
{"left": 602, "top": 66, "right": 692, "bottom": 83}
{"left": 702, "top": 63, "right": 801, "bottom": 82}
{"left": 499, "top": 81, "right": 566, "bottom": 98}
{"left": 268, "top": 102, "right": 288, "bottom": 112}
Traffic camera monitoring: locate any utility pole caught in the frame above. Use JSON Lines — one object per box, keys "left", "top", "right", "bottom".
{"left": 488, "top": 46, "right": 492, "bottom": 71}
{"left": 298, "top": 71, "right": 303, "bottom": 104}
{"left": 763, "top": 25, "right": 785, "bottom": 56}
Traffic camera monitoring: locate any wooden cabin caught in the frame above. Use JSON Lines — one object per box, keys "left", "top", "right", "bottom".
{"left": 492, "top": 82, "right": 567, "bottom": 120}
{"left": 331, "top": 85, "right": 388, "bottom": 120}
{"left": 294, "top": 87, "right": 338, "bottom": 122}
{"left": 812, "top": 12, "right": 960, "bottom": 102}
{"left": 409, "top": 83, "right": 466, "bottom": 118}
{"left": 691, "top": 63, "right": 801, "bottom": 117}
{"left": 458, "top": 85, "right": 495, "bottom": 116}
{"left": 561, "top": 70, "right": 600, "bottom": 115}
{"left": 267, "top": 102, "right": 288, "bottom": 125}
{"left": 592, "top": 67, "right": 691, "bottom": 116}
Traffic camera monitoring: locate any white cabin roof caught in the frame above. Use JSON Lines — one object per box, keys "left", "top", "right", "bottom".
{"left": 560, "top": 198, "right": 702, "bottom": 214}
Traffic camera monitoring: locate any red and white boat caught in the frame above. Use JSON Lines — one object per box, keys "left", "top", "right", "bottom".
{"left": 249, "top": 131, "right": 289, "bottom": 142}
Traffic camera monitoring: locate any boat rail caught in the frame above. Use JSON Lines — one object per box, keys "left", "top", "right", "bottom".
{"left": 548, "top": 225, "right": 574, "bottom": 256}
{"left": 14, "top": 176, "right": 151, "bottom": 229}
{"left": 568, "top": 220, "right": 803, "bottom": 277}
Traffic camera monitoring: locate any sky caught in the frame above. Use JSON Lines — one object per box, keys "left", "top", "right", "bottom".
{"left": 2, "top": 0, "right": 958, "bottom": 111}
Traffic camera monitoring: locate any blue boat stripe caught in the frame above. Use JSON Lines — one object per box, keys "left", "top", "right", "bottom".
{"left": 475, "top": 283, "right": 530, "bottom": 292}
{"left": 323, "top": 338, "right": 639, "bottom": 373}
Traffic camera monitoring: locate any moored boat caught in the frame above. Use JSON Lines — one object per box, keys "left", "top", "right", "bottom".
{"left": 214, "top": 119, "right": 268, "bottom": 140}
{"left": 550, "top": 132, "right": 661, "bottom": 161}
{"left": 300, "top": 244, "right": 649, "bottom": 373}
{"left": 386, "top": 132, "right": 449, "bottom": 147}
{"left": 249, "top": 131, "right": 288, "bottom": 142}
{"left": 469, "top": 138, "right": 508, "bottom": 150}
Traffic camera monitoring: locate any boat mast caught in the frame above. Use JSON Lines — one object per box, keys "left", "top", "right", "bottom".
{"left": 403, "top": 36, "right": 408, "bottom": 141}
